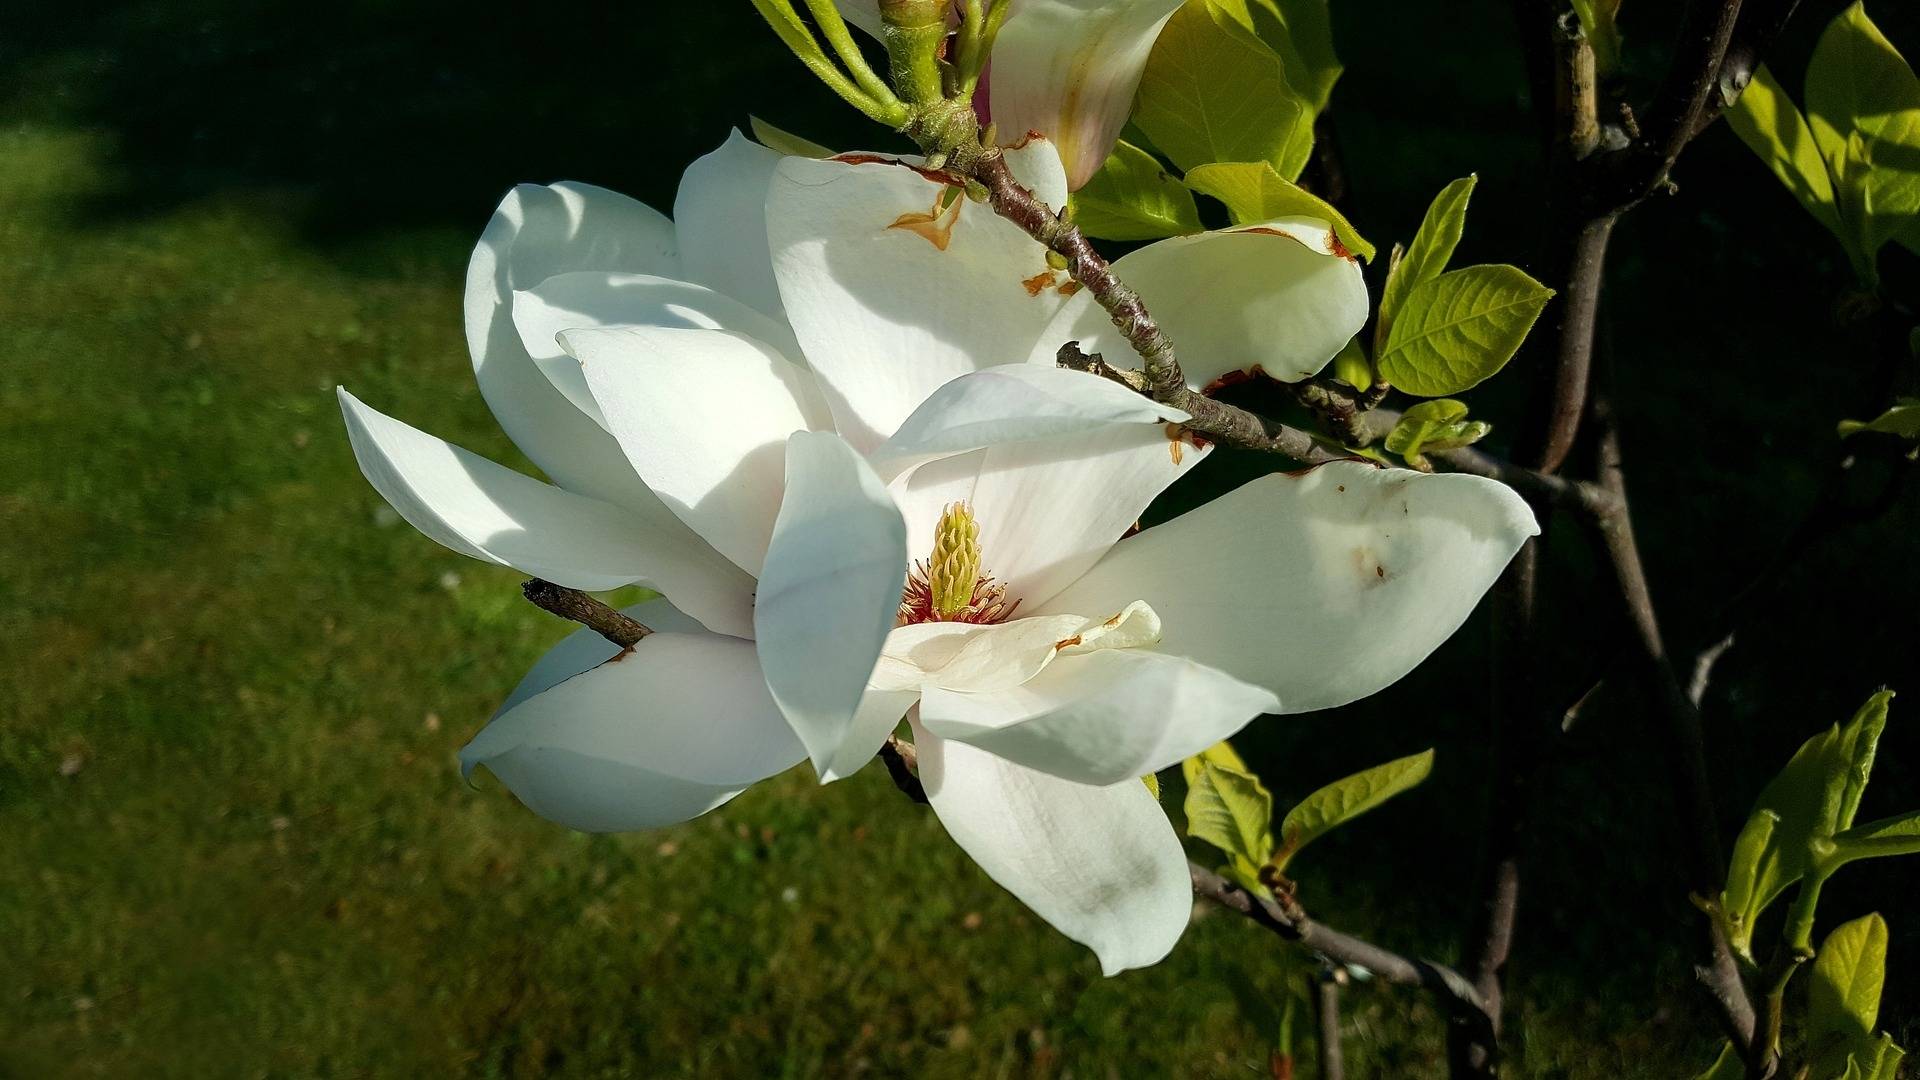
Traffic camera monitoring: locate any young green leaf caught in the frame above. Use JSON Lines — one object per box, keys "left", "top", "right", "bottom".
{"left": 1378, "top": 175, "right": 1477, "bottom": 341}
{"left": 1183, "top": 160, "right": 1374, "bottom": 259}
{"left": 1135, "top": 0, "right": 1314, "bottom": 180}
{"left": 1070, "top": 140, "right": 1205, "bottom": 241}
{"left": 1183, "top": 742, "right": 1275, "bottom": 892}
{"left": 1724, "top": 65, "right": 1847, "bottom": 246}
{"left": 1208, "top": 0, "right": 1342, "bottom": 115}
{"left": 1375, "top": 265, "right": 1553, "bottom": 397}
{"left": 1838, "top": 401, "right": 1920, "bottom": 441}
{"left": 1271, "top": 749, "right": 1433, "bottom": 873}
{"left": 1383, "top": 399, "right": 1489, "bottom": 470}
{"left": 1329, "top": 335, "right": 1372, "bottom": 390}
{"left": 1808, "top": 913, "right": 1889, "bottom": 1073}
{"left": 1829, "top": 809, "right": 1920, "bottom": 864}
{"left": 1570, "top": 0, "right": 1624, "bottom": 74}
{"left": 748, "top": 116, "right": 836, "bottom": 159}
{"left": 1692, "top": 1042, "right": 1743, "bottom": 1080}
{"left": 1720, "top": 691, "right": 1894, "bottom": 954}
{"left": 1863, "top": 1034, "right": 1907, "bottom": 1080}
{"left": 1804, "top": 2, "right": 1920, "bottom": 270}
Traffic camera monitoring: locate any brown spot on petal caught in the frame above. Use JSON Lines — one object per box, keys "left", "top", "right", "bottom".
{"left": 1022, "top": 270, "right": 1058, "bottom": 296}
{"left": 889, "top": 189, "right": 964, "bottom": 251}
{"left": 1165, "top": 423, "right": 1187, "bottom": 465}
{"left": 1054, "top": 634, "right": 1084, "bottom": 650}
{"left": 1056, "top": 280, "right": 1082, "bottom": 297}
{"left": 1327, "top": 232, "right": 1356, "bottom": 262}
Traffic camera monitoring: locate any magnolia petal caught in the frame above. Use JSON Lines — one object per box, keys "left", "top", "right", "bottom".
{"left": 337, "top": 389, "right": 756, "bottom": 634}
{"left": 916, "top": 725, "right": 1190, "bottom": 975}
{"left": 872, "top": 365, "right": 1188, "bottom": 478}
{"left": 989, "top": 0, "right": 1187, "bottom": 191}
{"left": 767, "top": 146, "right": 1071, "bottom": 452}
{"left": 515, "top": 271, "right": 803, "bottom": 426}
{"left": 465, "top": 181, "right": 679, "bottom": 509}
{"left": 920, "top": 648, "right": 1276, "bottom": 785}
{"left": 1036, "top": 217, "right": 1368, "bottom": 388}
{"left": 493, "top": 598, "right": 706, "bottom": 718}
{"left": 819, "top": 688, "right": 921, "bottom": 784}
{"left": 871, "top": 602, "right": 1160, "bottom": 694}
{"left": 891, "top": 422, "right": 1208, "bottom": 611}
{"left": 674, "top": 130, "right": 789, "bottom": 323}
{"left": 460, "top": 632, "right": 805, "bottom": 832}
{"left": 568, "top": 325, "right": 831, "bottom": 576}
{"left": 755, "top": 432, "right": 909, "bottom": 780}
{"left": 1038, "top": 460, "right": 1538, "bottom": 712}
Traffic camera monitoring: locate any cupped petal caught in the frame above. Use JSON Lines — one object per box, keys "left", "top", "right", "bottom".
{"left": 465, "top": 181, "right": 680, "bottom": 509}
{"left": 515, "top": 271, "right": 803, "bottom": 426}
{"left": 988, "top": 0, "right": 1187, "bottom": 190}
{"left": 1034, "top": 217, "right": 1368, "bottom": 388}
{"left": 494, "top": 597, "right": 707, "bottom": 718}
{"left": 755, "top": 432, "right": 910, "bottom": 780}
{"left": 891, "top": 421, "right": 1208, "bottom": 611}
{"left": 567, "top": 325, "right": 831, "bottom": 576}
{"left": 1037, "top": 459, "right": 1538, "bottom": 712}
{"left": 460, "top": 631, "right": 805, "bottom": 832}
{"left": 820, "top": 688, "right": 922, "bottom": 784}
{"left": 767, "top": 145, "right": 1072, "bottom": 451}
{"left": 337, "top": 389, "right": 756, "bottom": 633}
{"left": 674, "top": 130, "right": 788, "bottom": 323}
{"left": 916, "top": 726, "right": 1191, "bottom": 975}
{"left": 920, "top": 648, "right": 1276, "bottom": 785}
{"left": 872, "top": 365, "right": 1187, "bottom": 478}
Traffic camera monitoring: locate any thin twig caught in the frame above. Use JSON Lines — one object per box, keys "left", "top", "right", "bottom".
{"left": 521, "top": 579, "right": 650, "bottom": 647}
{"left": 1315, "top": 966, "right": 1347, "bottom": 1080}
{"left": 1587, "top": 394, "right": 1760, "bottom": 1059}
{"left": 1188, "top": 864, "right": 1496, "bottom": 1035}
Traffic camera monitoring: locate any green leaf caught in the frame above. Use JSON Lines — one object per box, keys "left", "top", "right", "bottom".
{"left": 1384, "top": 399, "right": 1490, "bottom": 468}
{"left": 1376, "top": 265, "right": 1553, "bottom": 397}
{"left": 1070, "top": 140, "right": 1204, "bottom": 241}
{"left": 1272, "top": 749, "right": 1433, "bottom": 872}
{"left": 1692, "top": 1042, "right": 1743, "bottom": 1080}
{"left": 1863, "top": 1034, "right": 1908, "bottom": 1080}
{"left": 1721, "top": 690, "right": 1894, "bottom": 954}
{"left": 1136, "top": 1, "right": 1314, "bottom": 179}
{"left": 1838, "top": 400, "right": 1920, "bottom": 440}
{"left": 1183, "top": 741, "right": 1275, "bottom": 890}
{"left": 1208, "top": 0, "right": 1341, "bottom": 115}
{"left": 748, "top": 116, "right": 834, "bottom": 158}
{"left": 1378, "top": 175, "right": 1477, "bottom": 341}
{"left": 1830, "top": 808, "right": 1920, "bottom": 863}
{"left": 1570, "top": 0, "right": 1624, "bottom": 74}
{"left": 1808, "top": 913, "right": 1889, "bottom": 1074}
{"left": 1725, "top": 65, "right": 1847, "bottom": 246}
{"left": 1329, "top": 335, "right": 1372, "bottom": 389}
{"left": 1804, "top": 2, "right": 1920, "bottom": 270}
{"left": 1183, "top": 160, "right": 1374, "bottom": 259}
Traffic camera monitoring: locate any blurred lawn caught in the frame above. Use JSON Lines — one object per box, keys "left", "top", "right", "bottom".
{"left": 3, "top": 3, "right": 1917, "bottom": 1077}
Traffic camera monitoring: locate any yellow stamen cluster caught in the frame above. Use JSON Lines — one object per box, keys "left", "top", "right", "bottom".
{"left": 928, "top": 502, "right": 983, "bottom": 619}
{"left": 898, "top": 502, "right": 1018, "bottom": 626}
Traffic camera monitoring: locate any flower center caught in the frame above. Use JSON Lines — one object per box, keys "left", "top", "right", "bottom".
{"left": 897, "top": 502, "right": 1020, "bottom": 626}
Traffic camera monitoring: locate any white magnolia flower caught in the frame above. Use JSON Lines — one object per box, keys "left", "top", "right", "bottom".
{"left": 338, "top": 132, "right": 1537, "bottom": 973}
{"left": 836, "top": 0, "right": 1187, "bottom": 189}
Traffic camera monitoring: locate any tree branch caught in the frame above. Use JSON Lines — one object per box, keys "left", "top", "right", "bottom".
{"left": 1188, "top": 863, "right": 1496, "bottom": 1035}
{"left": 1586, "top": 394, "right": 1760, "bottom": 1060}
{"left": 520, "top": 579, "right": 651, "bottom": 647}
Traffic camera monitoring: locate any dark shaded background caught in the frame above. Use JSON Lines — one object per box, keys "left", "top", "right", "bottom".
{"left": 3, "top": 0, "right": 1916, "bottom": 1074}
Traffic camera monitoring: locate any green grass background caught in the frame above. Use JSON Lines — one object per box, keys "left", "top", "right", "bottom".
{"left": 2, "top": 2, "right": 1917, "bottom": 1076}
